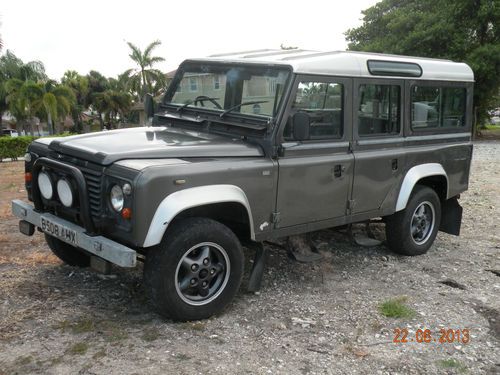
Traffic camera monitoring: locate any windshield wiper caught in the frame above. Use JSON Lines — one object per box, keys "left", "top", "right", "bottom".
{"left": 219, "top": 100, "right": 269, "bottom": 119}
{"left": 176, "top": 96, "right": 221, "bottom": 114}
{"left": 176, "top": 101, "right": 193, "bottom": 113}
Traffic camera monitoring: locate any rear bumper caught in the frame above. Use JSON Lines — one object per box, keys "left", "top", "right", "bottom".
{"left": 12, "top": 199, "right": 137, "bottom": 267}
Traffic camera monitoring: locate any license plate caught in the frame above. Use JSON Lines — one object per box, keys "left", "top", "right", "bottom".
{"left": 40, "top": 217, "right": 77, "bottom": 246}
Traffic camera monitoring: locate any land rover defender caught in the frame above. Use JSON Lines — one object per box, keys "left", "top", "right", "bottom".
{"left": 13, "top": 50, "right": 474, "bottom": 320}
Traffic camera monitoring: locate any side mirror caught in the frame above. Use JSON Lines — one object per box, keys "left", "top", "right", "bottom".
{"left": 144, "top": 94, "right": 155, "bottom": 125}
{"left": 292, "top": 112, "right": 310, "bottom": 141}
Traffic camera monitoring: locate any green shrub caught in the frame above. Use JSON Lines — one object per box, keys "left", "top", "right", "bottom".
{"left": 0, "top": 136, "right": 36, "bottom": 160}
{"left": 379, "top": 296, "right": 416, "bottom": 318}
{"left": 0, "top": 133, "right": 77, "bottom": 161}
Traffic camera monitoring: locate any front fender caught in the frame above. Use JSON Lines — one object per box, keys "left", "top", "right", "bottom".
{"left": 142, "top": 184, "right": 254, "bottom": 247}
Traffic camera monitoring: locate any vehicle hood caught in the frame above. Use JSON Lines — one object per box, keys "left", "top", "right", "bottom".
{"left": 36, "top": 127, "right": 264, "bottom": 165}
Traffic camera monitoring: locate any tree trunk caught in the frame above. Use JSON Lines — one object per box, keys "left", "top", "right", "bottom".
{"left": 28, "top": 117, "right": 35, "bottom": 136}
{"left": 47, "top": 112, "right": 54, "bottom": 135}
{"left": 98, "top": 111, "right": 105, "bottom": 131}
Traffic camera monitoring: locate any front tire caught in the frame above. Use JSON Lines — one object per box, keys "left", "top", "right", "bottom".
{"left": 386, "top": 185, "right": 441, "bottom": 256}
{"left": 44, "top": 234, "right": 91, "bottom": 267}
{"left": 144, "top": 217, "right": 244, "bottom": 321}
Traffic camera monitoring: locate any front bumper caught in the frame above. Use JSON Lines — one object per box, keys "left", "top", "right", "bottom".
{"left": 12, "top": 199, "right": 137, "bottom": 267}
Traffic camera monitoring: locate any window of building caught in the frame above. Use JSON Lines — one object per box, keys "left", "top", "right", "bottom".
{"left": 358, "top": 84, "right": 400, "bottom": 136}
{"left": 411, "top": 86, "right": 466, "bottom": 130}
{"left": 213, "top": 76, "right": 220, "bottom": 90}
{"left": 189, "top": 77, "right": 198, "bottom": 92}
{"left": 284, "top": 81, "right": 344, "bottom": 140}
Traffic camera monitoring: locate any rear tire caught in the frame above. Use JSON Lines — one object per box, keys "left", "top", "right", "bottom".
{"left": 386, "top": 185, "right": 441, "bottom": 256}
{"left": 144, "top": 217, "right": 244, "bottom": 321}
{"left": 45, "top": 234, "right": 91, "bottom": 267}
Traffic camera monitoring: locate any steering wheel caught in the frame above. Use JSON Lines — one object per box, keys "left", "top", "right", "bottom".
{"left": 194, "top": 95, "right": 222, "bottom": 109}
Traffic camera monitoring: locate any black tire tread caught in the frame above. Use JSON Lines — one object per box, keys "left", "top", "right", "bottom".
{"left": 144, "top": 217, "right": 244, "bottom": 321}
{"left": 386, "top": 185, "right": 441, "bottom": 256}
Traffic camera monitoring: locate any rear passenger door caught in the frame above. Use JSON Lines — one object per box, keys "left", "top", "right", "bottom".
{"left": 351, "top": 79, "right": 406, "bottom": 215}
{"left": 276, "top": 76, "right": 354, "bottom": 228}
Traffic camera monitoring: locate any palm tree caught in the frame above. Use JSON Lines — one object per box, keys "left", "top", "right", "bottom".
{"left": 5, "top": 78, "right": 29, "bottom": 132}
{"left": 124, "top": 40, "right": 166, "bottom": 101}
{"left": 0, "top": 50, "right": 47, "bottom": 128}
{"left": 6, "top": 79, "right": 75, "bottom": 135}
{"left": 62, "top": 70, "right": 89, "bottom": 133}
{"left": 87, "top": 71, "right": 110, "bottom": 130}
{"left": 93, "top": 89, "right": 131, "bottom": 129}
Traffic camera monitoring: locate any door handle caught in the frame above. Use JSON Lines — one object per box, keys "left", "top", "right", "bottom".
{"left": 391, "top": 159, "right": 398, "bottom": 171}
{"left": 333, "top": 164, "right": 345, "bottom": 178}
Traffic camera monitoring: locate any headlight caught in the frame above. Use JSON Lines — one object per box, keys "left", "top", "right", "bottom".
{"left": 38, "top": 172, "right": 53, "bottom": 199}
{"left": 57, "top": 179, "right": 73, "bottom": 207}
{"left": 110, "top": 185, "right": 124, "bottom": 212}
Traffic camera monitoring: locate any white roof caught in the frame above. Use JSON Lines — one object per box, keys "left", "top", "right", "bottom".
{"left": 189, "top": 49, "right": 474, "bottom": 82}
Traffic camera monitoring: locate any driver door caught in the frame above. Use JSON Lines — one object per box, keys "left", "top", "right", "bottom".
{"left": 276, "top": 76, "right": 353, "bottom": 228}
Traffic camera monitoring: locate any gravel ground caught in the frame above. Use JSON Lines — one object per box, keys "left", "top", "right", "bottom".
{"left": 0, "top": 142, "right": 499, "bottom": 375}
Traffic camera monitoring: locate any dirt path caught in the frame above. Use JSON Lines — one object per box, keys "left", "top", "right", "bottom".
{"left": 0, "top": 142, "right": 499, "bottom": 375}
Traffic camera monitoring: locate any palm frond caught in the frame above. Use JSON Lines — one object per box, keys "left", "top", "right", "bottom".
{"left": 147, "top": 56, "right": 165, "bottom": 66}
{"left": 143, "top": 40, "right": 162, "bottom": 59}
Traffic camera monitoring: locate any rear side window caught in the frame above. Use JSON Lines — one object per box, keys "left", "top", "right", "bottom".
{"left": 358, "top": 84, "right": 401, "bottom": 136}
{"left": 285, "top": 81, "right": 344, "bottom": 140}
{"left": 411, "top": 86, "right": 466, "bottom": 130}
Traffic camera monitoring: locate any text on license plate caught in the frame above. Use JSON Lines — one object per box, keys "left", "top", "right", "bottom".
{"left": 41, "top": 217, "right": 77, "bottom": 245}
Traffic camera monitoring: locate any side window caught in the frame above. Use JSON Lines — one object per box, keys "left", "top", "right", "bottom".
{"left": 358, "top": 84, "right": 400, "bottom": 136}
{"left": 411, "top": 86, "right": 466, "bottom": 130}
{"left": 284, "top": 81, "right": 344, "bottom": 140}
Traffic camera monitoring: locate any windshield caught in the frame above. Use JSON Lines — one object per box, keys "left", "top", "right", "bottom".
{"left": 164, "top": 63, "right": 291, "bottom": 119}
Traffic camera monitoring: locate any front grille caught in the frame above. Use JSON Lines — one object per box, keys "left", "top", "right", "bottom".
{"left": 81, "top": 167, "right": 103, "bottom": 218}
{"left": 45, "top": 152, "right": 105, "bottom": 221}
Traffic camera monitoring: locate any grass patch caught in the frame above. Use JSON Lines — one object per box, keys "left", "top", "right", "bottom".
{"left": 176, "top": 353, "right": 192, "bottom": 361}
{"left": 54, "top": 318, "right": 96, "bottom": 334}
{"left": 72, "top": 319, "right": 95, "bottom": 334}
{"left": 67, "top": 342, "right": 89, "bottom": 355}
{"left": 181, "top": 321, "right": 206, "bottom": 331}
{"left": 1, "top": 182, "right": 16, "bottom": 191}
{"left": 437, "top": 359, "right": 467, "bottom": 372}
{"left": 49, "top": 356, "right": 64, "bottom": 366}
{"left": 484, "top": 124, "right": 500, "bottom": 130}
{"left": 92, "top": 349, "right": 107, "bottom": 360}
{"left": 100, "top": 321, "right": 128, "bottom": 342}
{"left": 379, "top": 296, "right": 416, "bottom": 318}
{"left": 15, "top": 355, "right": 33, "bottom": 365}
{"left": 141, "top": 328, "right": 160, "bottom": 342}
{"left": 55, "top": 318, "right": 127, "bottom": 342}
